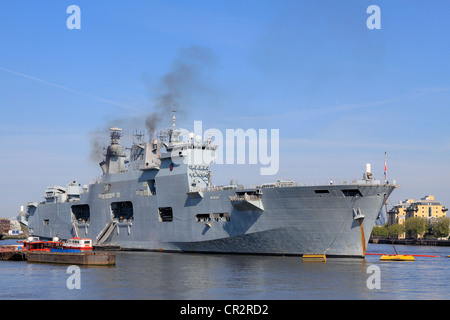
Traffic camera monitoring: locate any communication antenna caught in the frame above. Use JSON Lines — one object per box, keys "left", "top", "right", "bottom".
{"left": 133, "top": 130, "right": 145, "bottom": 144}
{"left": 172, "top": 110, "right": 176, "bottom": 131}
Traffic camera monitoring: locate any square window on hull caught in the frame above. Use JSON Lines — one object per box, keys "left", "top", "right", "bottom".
{"left": 341, "top": 189, "right": 363, "bottom": 197}
{"left": 196, "top": 214, "right": 211, "bottom": 222}
{"left": 213, "top": 213, "right": 230, "bottom": 222}
{"left": 111, "top": 201, "right": 134, "bottom": 220}
{"left": 71, "top": 204, "right": 90, "bottom": 221}
{"left": 314, "top": 190, "right": 330, "bottom": 194}
{"left": 158, "top": 207, "right": 173, "bottom": 222}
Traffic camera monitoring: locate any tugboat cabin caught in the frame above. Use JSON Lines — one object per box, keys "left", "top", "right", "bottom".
{"left": 64, "top": 238, "right": 93, "bottom": 251}
{"left": 20, "top": 238, "right": 63, "bottom": 252}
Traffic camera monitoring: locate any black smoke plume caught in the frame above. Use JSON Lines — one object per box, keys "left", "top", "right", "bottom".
{"left": 88, "top": 45, "right": 216, "bottom": 164}
{"left": 145, "top": 45, "right": 216, "bottom": 138}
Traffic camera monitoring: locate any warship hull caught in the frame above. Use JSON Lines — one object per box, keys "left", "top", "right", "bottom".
{"left": 25, "top": 180, "right": 395, "bottom": 258}
{"left": 22, "top": 121, "right": 397, "bottom": 258}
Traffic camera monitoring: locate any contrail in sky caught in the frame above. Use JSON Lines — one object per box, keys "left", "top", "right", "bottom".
{"left": 0, "top": 66, "right": 142, "bottom": 112}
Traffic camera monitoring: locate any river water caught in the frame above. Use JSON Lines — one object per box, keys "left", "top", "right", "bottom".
{"left": 1, "top": 240, "right": 449, "bottom": 301}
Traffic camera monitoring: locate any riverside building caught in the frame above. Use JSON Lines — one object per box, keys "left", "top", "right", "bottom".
{"left": 388, "top": 195, "right": 447, "bottom": 224}
{"left": 405, "top": 195, "right": 448, "bottom": 219}
{"left": 387, "top": 195, "right": 448, "bottom": 239}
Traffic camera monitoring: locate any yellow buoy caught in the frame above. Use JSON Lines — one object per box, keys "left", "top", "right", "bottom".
{"left": 380, "top": 254, "right": 415, "bottom": 261}
{"left": 302, "top": 254, "right": 326, "bottom": 262}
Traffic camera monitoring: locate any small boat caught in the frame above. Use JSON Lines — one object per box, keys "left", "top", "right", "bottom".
{"left": 19, "top": 237, "right": 93, "bottom": 253}
{"left": 20, "top": 237, "right": 115, "bottom": 266}
{"left": 19, "top": 237, "right": 63, "bottom": 252}
{"left": 61, "top": 237, "right": 93, "bottom": 252}
{"left": 380, "top": 254, "right": 415, "bottom": 261}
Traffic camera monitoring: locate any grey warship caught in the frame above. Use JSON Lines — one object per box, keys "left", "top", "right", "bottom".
{"left": 20, "top": 115, "right": 397, "bottom": 258}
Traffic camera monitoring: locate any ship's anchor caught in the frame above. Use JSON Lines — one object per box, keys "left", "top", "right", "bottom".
{"left": 352, "top": 207, "right": 365, "bottom": 220}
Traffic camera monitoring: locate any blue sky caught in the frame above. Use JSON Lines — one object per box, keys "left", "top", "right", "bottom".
{"left": 1, "top": 0, "right": 450, "bottom": 218}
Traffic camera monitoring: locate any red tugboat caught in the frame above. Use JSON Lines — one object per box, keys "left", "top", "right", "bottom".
{"left": 1, "top": 237, "right": 62, "bottom": 261}
{"left": 19, "top": 237, "right": 63, "bottom": 252}
{"left": 19, "top": 237, "right": 93, "bottom": 252}
{"left": 21, "top": 237, "right": 115, "bottom": 266}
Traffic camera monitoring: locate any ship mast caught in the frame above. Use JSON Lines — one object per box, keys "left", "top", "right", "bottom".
{"left": 172, "top": 110, "right": 176, "bottom": 131}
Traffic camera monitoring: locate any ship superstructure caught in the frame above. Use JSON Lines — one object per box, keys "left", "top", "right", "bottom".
{"left": 19, "top": 116, "right": 397, "bottom": 257}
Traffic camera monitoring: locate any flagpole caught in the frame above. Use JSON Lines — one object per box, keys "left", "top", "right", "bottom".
{"left": 384, "top": 152, "right": 388, "bottom": 217}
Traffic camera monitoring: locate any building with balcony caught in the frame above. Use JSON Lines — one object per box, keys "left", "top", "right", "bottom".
{"left": 405, "top": 195, "right": 448, "bottom": 219}
{"left": 388, "top": 199, "right": 414, "bottom": 226}
{"left": 387, "top": 195, "right": 448, "bottom": 239}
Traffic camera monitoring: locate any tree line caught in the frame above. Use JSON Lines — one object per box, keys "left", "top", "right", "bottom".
{"left": 372, "top": 217, "right": 450, "bottom": 239}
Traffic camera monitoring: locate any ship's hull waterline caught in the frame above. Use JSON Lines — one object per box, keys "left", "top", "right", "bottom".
{"left": 25, "top": 181, "right": 395, "bottom": 258}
